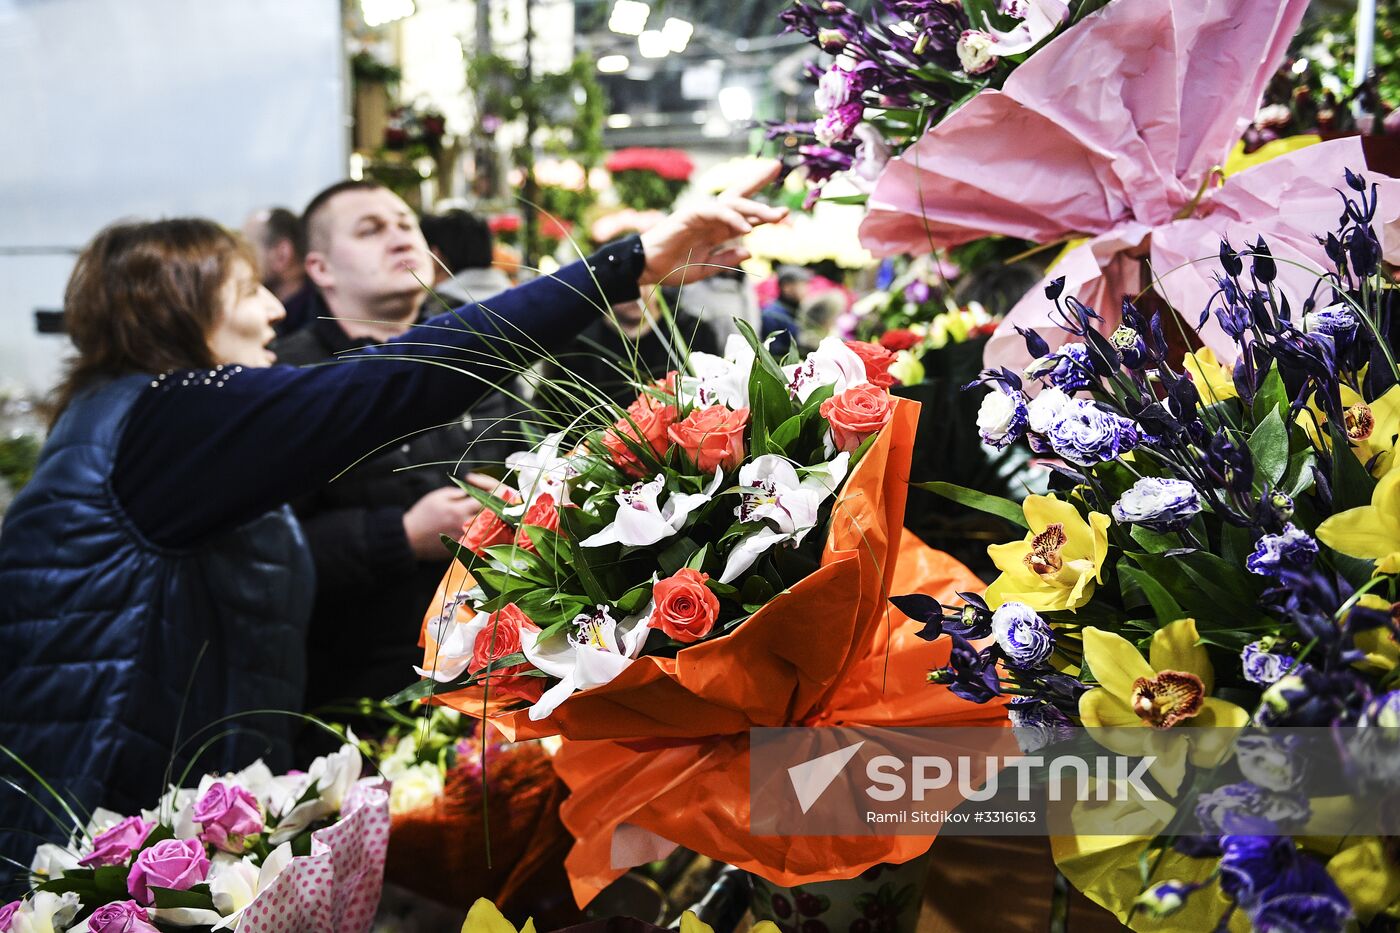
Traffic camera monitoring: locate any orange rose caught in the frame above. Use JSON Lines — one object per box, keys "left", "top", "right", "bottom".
{"left": 820, "top": 383, "right": 893, "bottom": 453}
{"left": 601, "top": 393, "right": 677, "bottom": 477}
{"left": 651, "top": 568, "right": 720, "bottom": 643}
{"left": 845, "top": 339, "right": 897, "bottom": 388}
{"left": 667, "top": 405, "right": 750, "bottom": 474}
{"left": 514, "top": 493, "right": 563, "bottom": 552}
{"left": 469, "top": 603, "right": 541, "bottom": 701}
{"left": 462, "top": 508, "right": 512, "bottom": 557}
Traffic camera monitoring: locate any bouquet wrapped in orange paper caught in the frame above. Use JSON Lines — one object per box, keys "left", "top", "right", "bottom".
{"left": 408, "top": 326, "right": 1006, "bottom": 903}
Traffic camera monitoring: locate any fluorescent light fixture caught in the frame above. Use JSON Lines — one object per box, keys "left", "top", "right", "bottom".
{"left": 607, "top": 113, "right": 633, "bottom": 128}
{"left": 360, "top": 0, "right": 415, "bottom": 28}
{"left": 597, "top": 54, "right": 630, "bottom": 73}
{"left": 608, "top": 0, "right": 650, "bottom": 36}
{"left": 718, "top": 86, "right": 754, "bottom": 122}
{"left": 662, "top": 17, "right": 693, "bottom": 53}
{"left": 638, "top": 29, "right": 669, "bottom": 59}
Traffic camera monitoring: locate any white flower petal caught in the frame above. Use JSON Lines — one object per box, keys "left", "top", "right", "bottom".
{"left": 720, "top": 527, "right": 793, "bottom": 583}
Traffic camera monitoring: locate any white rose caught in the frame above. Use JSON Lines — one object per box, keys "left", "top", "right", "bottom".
{"left": 957, "top": 30, "right": 998, "bottom": 75}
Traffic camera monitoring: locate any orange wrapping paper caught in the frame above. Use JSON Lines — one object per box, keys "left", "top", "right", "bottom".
{"left": 420, "top": 399, "right": 1009, "bottom": 903}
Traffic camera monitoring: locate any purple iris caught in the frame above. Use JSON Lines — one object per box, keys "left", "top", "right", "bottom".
{"left": 1246, "top": 524, "right": 1319, "bottom": 578}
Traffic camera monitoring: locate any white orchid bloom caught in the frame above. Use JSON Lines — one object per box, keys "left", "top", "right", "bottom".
{"left": 413, "top": 609, "right": 489, "bottom": 682}
{"left": 28, "top": 844, "right": 77, "bottom": 883}
{"left": 520, "top": 606, "right": 652, "bottom": 721}
{"left": 784, "top": 336, "right": 868, "bottom": 402}
{"left": 8, "top": 892, "right": 80, "bottom": 933}
{"left": 268, "top": 745, "right": 361, "bottom": 843}
{"left": 208, "top": 853, "right": 260, "bottom": 917}
{"left": 685, "top": 334, "right": 754, "bottom": 409}
{"left": 581, "top": 471, "right": 723, "bottom": 548}
{"left": 505, "top": 431, "right": 578, "bottom": 507}
{"left": 720, "top": 453, "right": 850, "bottom": 583}
{"left": 985, "top": 0, "right": 1068, "bottom": 55}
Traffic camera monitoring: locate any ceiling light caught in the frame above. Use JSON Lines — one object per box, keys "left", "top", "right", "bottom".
{"left": 662, "top": 17, "right": 693, "bottom": 53}
{"left": 608, "top": 0, "right": 650, "bottom": 36}
{"left": 597, "top": 54, "right": 630, "bottom": 73}
{"left": 638, "top": 29, "right": 669, "bottom": 59}
{"left": 607, "top": 113, "right": 633, "bottom": 128}
{"left": 718, "top": 86, "right": 754, "bottom": 123}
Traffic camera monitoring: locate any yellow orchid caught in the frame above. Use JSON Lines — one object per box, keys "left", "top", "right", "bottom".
{"left": 986, "top": 493, "right": 1110, "bottom": 612}
{"left": 1347, "top": 594, "right": 1400, "bottom": 673}
{"left": 1183, "top": 348, "right": 1237, "bottom": 404}
{"left": 1302, "top": 384, "right": 1400, "bottom": 478}
{"left": 1317, "top": 469, "right": 1400, "bottom": 574}
{"left": 1327, "top": 838, "right": 1400, "bottom": 921}
{"left": 462, "top": 898, "right": 537, "bottom": 933}
{"left": 1078, "top": 619, "right": 1249, "bottom": 792}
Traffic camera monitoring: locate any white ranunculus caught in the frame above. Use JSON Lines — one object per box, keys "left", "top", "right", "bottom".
{"left": 1026, "top": 386, "right": 1071, "bottom": 435}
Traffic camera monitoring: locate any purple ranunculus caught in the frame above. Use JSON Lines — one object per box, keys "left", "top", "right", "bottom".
{"left": 193, "top": 782, "right": 263, "bottom": 854}
{"left": 991, "top": 601, "right": 1054, "bottom": 667}
{"left": 80, "top": 816, "right": 155, "bottom": 868}
{"left": 1026, "top": 343, "right": 1093, "bottom": 393}
{"left": 126, "top": 837, "right": 210, "bottom": 906}
{"left": 1044, "top": 399, "right": 1139, "bottom": 466}
{"left": 1110, "top": 477, "right": 1202, "bottom": 533}
{"left": 0, "top": 901, "right": 18, "bottom": 931}
{"left": 87, "top": 900, "right": 161, "bottom": 933}
{"left": 1246, "top": 524, "right": 1319, "bottom": 578}
{"left": 1007, "top": 698, "right": 1073, "bottom": 753}
{"left": 1195, "top": 782, "right": 1309, "bottom": 835}
{"left": 1241, "top": 641, "right": 1304, "bottom": 686}
{"left": 976, "top": 385, "right": 1028, "bottom": 449}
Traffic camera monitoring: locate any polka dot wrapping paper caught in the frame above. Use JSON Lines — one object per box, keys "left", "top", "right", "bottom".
{"left": 237, "top": 780, "right": 390, "bottom": 933}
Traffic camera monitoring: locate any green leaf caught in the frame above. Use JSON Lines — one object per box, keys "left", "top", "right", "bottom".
{"left": 558, "top": 509, "right": 609, "bottom": 606}
{"left": 1118, "top": 564, "right": 1184, "bottom": 625}
{"left": 1248, "top": 407, "right": 1289, "bottom": 489}
{"left": 1330, "top": 422, "right": 1378, "bottom": 512}
{"left": 1250, "top": 364, "right": 1287, "bottom": 424}
{"left": 658, "top": 536, "right": 699, "bottom": 576}
{"left": 1282, "top": 450, "right": 1318, "bottom": 498}
{"left": 615, "top": 582, "right": 653, "bottom": 614}
{"left": 817, "top": 193, "right": 869, "bottom": 206}
{"left": 913, "top": 481, "right": 1028, "bottom": 529}
{"left": 152, "top": 884, "right": 217, "bottom": 910}
{"left": 685, "top": 544, "right": 710, "bottom": 572}
{"left": 1128, "top": 526, "right": 1178, "bottom": 554}
{"left": 451, "top": 475, "right": 513, "bottom": 519}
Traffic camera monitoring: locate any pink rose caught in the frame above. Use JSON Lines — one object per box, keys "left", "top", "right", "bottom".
{"left": 126, "top": 837, "right": 209, "bottom": 906}
{"left": 667, "top": 405, "right": 750, "bottom": 474}
{"left": 88, "top": 901, "right": 160, "bottom": 933}
{"left": 80, "top": 816, "right": 154, "bottom": 868}
{"left": 0, "top": 901, "right": 19, "bottom": 932}
{"left": 193, "top": 782, "right": 263, "bottom": 853}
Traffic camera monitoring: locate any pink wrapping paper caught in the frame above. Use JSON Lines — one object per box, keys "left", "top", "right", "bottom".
{"left": 238, "top": 781, "right": 390, "bottom": 933}
{"left": 859, "top": 0, "right": 1400, "bottom": 369}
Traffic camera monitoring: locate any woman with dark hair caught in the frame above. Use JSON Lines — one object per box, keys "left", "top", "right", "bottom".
{"left": 0, "top": 165, "right": 784, "bottom": 866}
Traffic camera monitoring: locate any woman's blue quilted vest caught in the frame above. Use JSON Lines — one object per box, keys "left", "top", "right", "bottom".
{"left": 0, "top": 374, "right": 313, "bottom": 861}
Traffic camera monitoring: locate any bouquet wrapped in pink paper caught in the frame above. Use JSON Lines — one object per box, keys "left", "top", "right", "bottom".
{"left": 2, "top": 745, "right": 387, "bottom": 933}
{"left": 856, "top": 0, "right": 1400, "bottom": 370}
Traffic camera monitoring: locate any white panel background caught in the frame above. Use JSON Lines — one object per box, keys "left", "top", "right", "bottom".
{"left": 0, "top": 0, "right": 347, "bottom": 394}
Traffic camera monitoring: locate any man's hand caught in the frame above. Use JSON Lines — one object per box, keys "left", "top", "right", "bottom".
{"left": 402, "top": 475, "right": 498, "bottom": 560}
{"left": 638, "top": 160, "right": 788, "bottom": 287}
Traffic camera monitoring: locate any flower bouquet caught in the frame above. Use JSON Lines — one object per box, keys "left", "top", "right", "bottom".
{"left": 2, "top": 744, "right": 387, "bottom": 932}
{"left": 407, "top": 323, "right": 1004, "bottom": 903}
{"left": 901, "top": 171, "right": 1400, "bottom": 931}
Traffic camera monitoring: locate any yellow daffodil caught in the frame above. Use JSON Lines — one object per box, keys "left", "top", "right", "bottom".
{"left": 986, "top": 493, "right": 1110, "bottom": 612}
{"left": 1317, "top": 469, "right": 1400, "bottom": 574}
{"left": 1183, "top": 348, "right": 1237, "bottom": 403}
{"left": 1078, "top": 619, "right": 1249, "bottom": 792}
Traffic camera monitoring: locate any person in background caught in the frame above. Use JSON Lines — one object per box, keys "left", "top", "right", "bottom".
{"left": 242, "top": 207, "right": 314, "bottom": 335}
{"left": 760, "top": 265, "right": 812, "bottom": 356}
{"left": 0, "top": 165, "right": 784, "bottom": 875}
{"left": 797, "top": 289, "right": 847, "bottom": 353}
{"left": 272, "top": 182, "right": 532, "bottom": 719}
{"left": 538, "top": 286, "right": 721, "bottom": 417}
{"left": 420, "top": 209, "right": 514, "bottom": 306}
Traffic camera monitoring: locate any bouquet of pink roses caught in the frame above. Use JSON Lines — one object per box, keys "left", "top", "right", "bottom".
{"left": 2, "top": 744, "right": 388, "bottom": 933}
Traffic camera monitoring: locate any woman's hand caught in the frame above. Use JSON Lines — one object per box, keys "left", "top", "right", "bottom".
{"left": 638, "top": 160, "right": 788, "bottom": 287}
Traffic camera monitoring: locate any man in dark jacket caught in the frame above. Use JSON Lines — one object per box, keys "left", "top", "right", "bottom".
{"left": 273, "top": 181, "right": 529, "bottom": 715}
